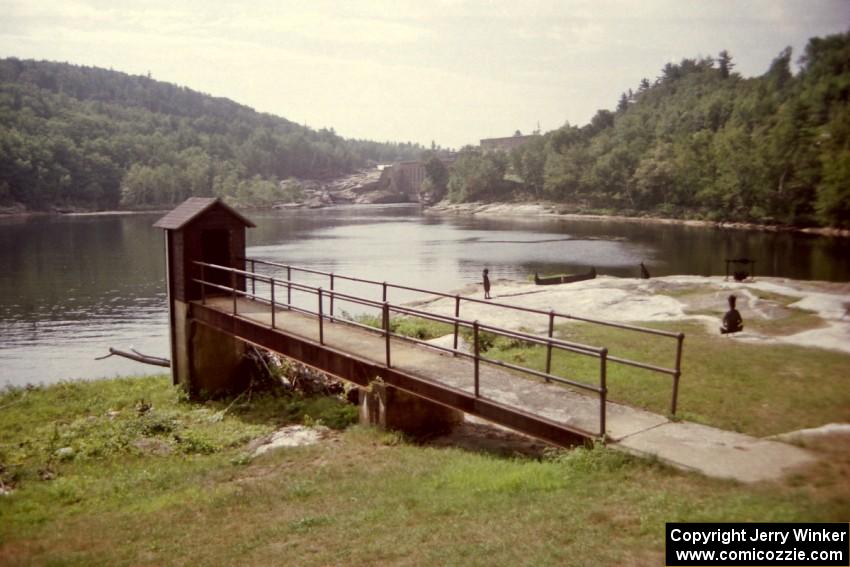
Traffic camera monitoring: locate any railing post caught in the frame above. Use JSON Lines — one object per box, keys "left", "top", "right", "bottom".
{"left": 473, "top": 320, "right": 480, "bottom": 397}
{"left": 250, "top": 259, "right": 256, "bottom": 296}
{"left": 599, "top": 348, "right": 608, "bottom": 439}
{"left": 382, "top": 281, "right": 387, "bottom": 303}
{"left": 330, "top": 273, "right": 335, "bottom": 320}
{"left": 671, "top": 333, "right": 685, "bottom": 415}
{"left": 318, "top": 287, "right": 324, "bottom": 345}
{"left": 200, "top": 264, "right": 206, "bottom": 305}
{"left": 270, "top": 277, "right": 276, "bottom": 330}
{"left": 383, "top": 302, "right": 391, "bottom": 368}
{"left": 453, "top": 295, "right": 460, "bottom": 354}
{"left": 287, "top": 266, "right": 292, "bottom": 309}
{"left": 545, "top": 310, "right": 555, "bottom": 381}
{"left": 231, "top": 270, "right": 237, "bottom": 315}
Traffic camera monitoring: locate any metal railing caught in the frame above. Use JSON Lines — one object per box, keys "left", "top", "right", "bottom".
{"left": 194, "top": 260, "right": 614, "bottom": 437}
{"left": 240, "top": 258, "right": 686, "bottom": 415}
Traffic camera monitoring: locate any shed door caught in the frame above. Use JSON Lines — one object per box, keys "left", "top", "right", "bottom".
{"left": 201, "top": 229, "right": 231, "bottom": 290}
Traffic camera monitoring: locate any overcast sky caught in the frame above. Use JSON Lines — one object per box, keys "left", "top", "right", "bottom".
{"left": 1, "top": 0, "right": 848, "bottom": 148}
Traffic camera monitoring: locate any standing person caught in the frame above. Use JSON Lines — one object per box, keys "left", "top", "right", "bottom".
{"left": 720, "top": 294, "right": 743, "bottom": 334}
{"left": 483, "top": 268, "right": 491, "bottom": 299}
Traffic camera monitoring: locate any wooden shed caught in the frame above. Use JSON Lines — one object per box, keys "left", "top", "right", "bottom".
{"left": 154, "top": 198, "right": 256, "bottom": 388}
{"left": 154, "top": 197, "right": 255, "bottom": 302}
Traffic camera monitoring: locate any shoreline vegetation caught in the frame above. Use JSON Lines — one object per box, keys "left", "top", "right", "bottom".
{"left": 425, "top": 33, "right": 850, "bottom": 231}
{"left": 5, "top": 198, "right": 848, "bottom": 239}
{"left": 424, "top": 200, "right": 850, "bottom": 238}
{"left": 3, "top": 31, "right": 850, "bottom": 231}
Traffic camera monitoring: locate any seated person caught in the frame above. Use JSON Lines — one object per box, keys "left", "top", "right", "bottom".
{"left": 720, "top": 294, "right": 743, "bottom": 334}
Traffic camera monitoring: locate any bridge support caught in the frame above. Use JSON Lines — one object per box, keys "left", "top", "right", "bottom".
{"left": 172, "top": 301, "right": 251, "bottom": 397}
{"left": 359, "top": 380, "right": 463, "bottom": 437}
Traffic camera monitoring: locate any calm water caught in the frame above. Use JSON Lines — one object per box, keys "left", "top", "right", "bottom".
{"left": 2, "top": 204, "right": 849, "bottom": 386}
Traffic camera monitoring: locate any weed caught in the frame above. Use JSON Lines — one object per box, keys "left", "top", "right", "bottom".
{"left": 229, "top": 454, "right": 252, "bottom": 467}
{"left": 289, "top": 515, "right": 331, "bottom": 533}
{"left": 138, "top": 412, "right": 178, "bottom": 436}
{"left": 378, "top": 430, "right": 406, "bottom": 446}
{"left": 175, "top": 432, "right": 218, "bottom": 455}
{"left": 347, "top": 312, "right": 452, "bottom": 340}
{"left": 460, "top": 328, "right": 498, "bottom": 352}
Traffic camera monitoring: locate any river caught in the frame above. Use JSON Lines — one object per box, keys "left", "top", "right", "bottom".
{"left": 2, "top": 204, "right": 849, "bottom": 387}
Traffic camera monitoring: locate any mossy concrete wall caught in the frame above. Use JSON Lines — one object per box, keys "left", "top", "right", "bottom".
{"left": 188, "top": 320, "right": 250, "bottom": 397}
{"left": 173, "top": 300, "right": 250, "bottom": 398}
{"left": 359, "top": 381, "right": 463, "bottom": 436}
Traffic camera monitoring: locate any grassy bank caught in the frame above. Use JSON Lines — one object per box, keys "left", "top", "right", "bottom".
{"left": 489, "top": 320, "right": 850, "bottom": 437}
{"left": 1, "top": 375, "right": 848, "bottom": 565}
{"left": 355, "top": 308, "right": 850, "bottom": 437}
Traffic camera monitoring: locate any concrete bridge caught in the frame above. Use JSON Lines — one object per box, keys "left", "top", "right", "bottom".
{"left": 154, "top": 198, "right": 815, "bottom": 481}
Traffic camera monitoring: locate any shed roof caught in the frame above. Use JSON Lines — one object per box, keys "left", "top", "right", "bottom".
{"left": 153, "top": 197, "right": 256, "bottom": 230}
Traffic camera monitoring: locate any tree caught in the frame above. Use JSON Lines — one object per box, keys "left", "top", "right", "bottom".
{"left": 510, "top": 136, "right": 545, "bottom": 196}
{"left": 586, "top": 110, "right": 614, "bottom": 135}
{"left": 765, "top": 47, "right": 792, "bottom": 90}
{"left": 718, "top": 50, "right": 734, "bottom": 79}
{"left": 0, "top": 57, "right": 425, "bottom": 210}
{"left": 420, "top": 153, "right": 449, "bottom": 204}
{"left": 447, "top": 149, "right": 508, "bottom": 202}
{"left": 816, "top": 150, "right": 850, "bottom": 227}
{"left": 630, "top": 143, "right": 678, "bottom": 208}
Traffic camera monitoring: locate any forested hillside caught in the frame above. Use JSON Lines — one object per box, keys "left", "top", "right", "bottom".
{"left": 447, "top": 32, "right": 850, "bottom": 227}
{"left": 0, "top": 59, "right": 422, "bottom": 211}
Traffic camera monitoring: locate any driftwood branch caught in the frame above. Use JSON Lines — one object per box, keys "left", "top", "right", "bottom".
{"left": 95, "top": 347, "right": 170, "bottom": 367}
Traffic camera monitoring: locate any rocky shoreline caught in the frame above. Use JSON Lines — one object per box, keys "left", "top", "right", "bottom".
{"left": 425, "top": 200, "right": 850, "bottom": 238}
{"left": 415, "top": 275, "right": 850, "bottom": 354}
{"left": 276, "top": 168, "right": 412, "bottom": 209}
{"left": 3, "top": 179, "right": 848, "bottom": 238}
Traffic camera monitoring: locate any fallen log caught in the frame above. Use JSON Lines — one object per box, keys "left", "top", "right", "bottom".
{"left": 95, "top": 347, "right": 170, "bottom": 367}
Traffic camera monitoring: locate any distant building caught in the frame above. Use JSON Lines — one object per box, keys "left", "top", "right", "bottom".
{"left": 480, "top": 132, "right": 539, "bottom": 152}
{"left": 386, "top": 161, "right": 426, "bottom": 198}
{"left": 378, "top": 156, "right": 456, "bottom": 200}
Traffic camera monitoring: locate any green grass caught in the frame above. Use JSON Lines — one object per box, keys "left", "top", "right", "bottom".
{"left": 0, "top": 376, "right": 356, "bottom": 495}
{"left": 1, "top": 376, "right": 848, "bottom": 565}
{"left": 373, "top": 311, "right": 849, "bottom": 437}
{"left": 348, "top": 312, "right": 454, "bottom": 340}
{"left": 365, "top": 311, "right": 849, "bottom": 437}
{"left": 1, "top": 304, "right": 848, "bottom": 564}
{"left": 480, "top": 320, "right": 850, "bottom": 437}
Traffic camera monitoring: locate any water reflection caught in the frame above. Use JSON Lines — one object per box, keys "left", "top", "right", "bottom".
{"left": 1, "top": 205, "right": 848, "bottom": 386}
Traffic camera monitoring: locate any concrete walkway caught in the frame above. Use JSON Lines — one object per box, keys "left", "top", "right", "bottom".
{"left": 205, "top": 297, "right": 816, "bottom": 483}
